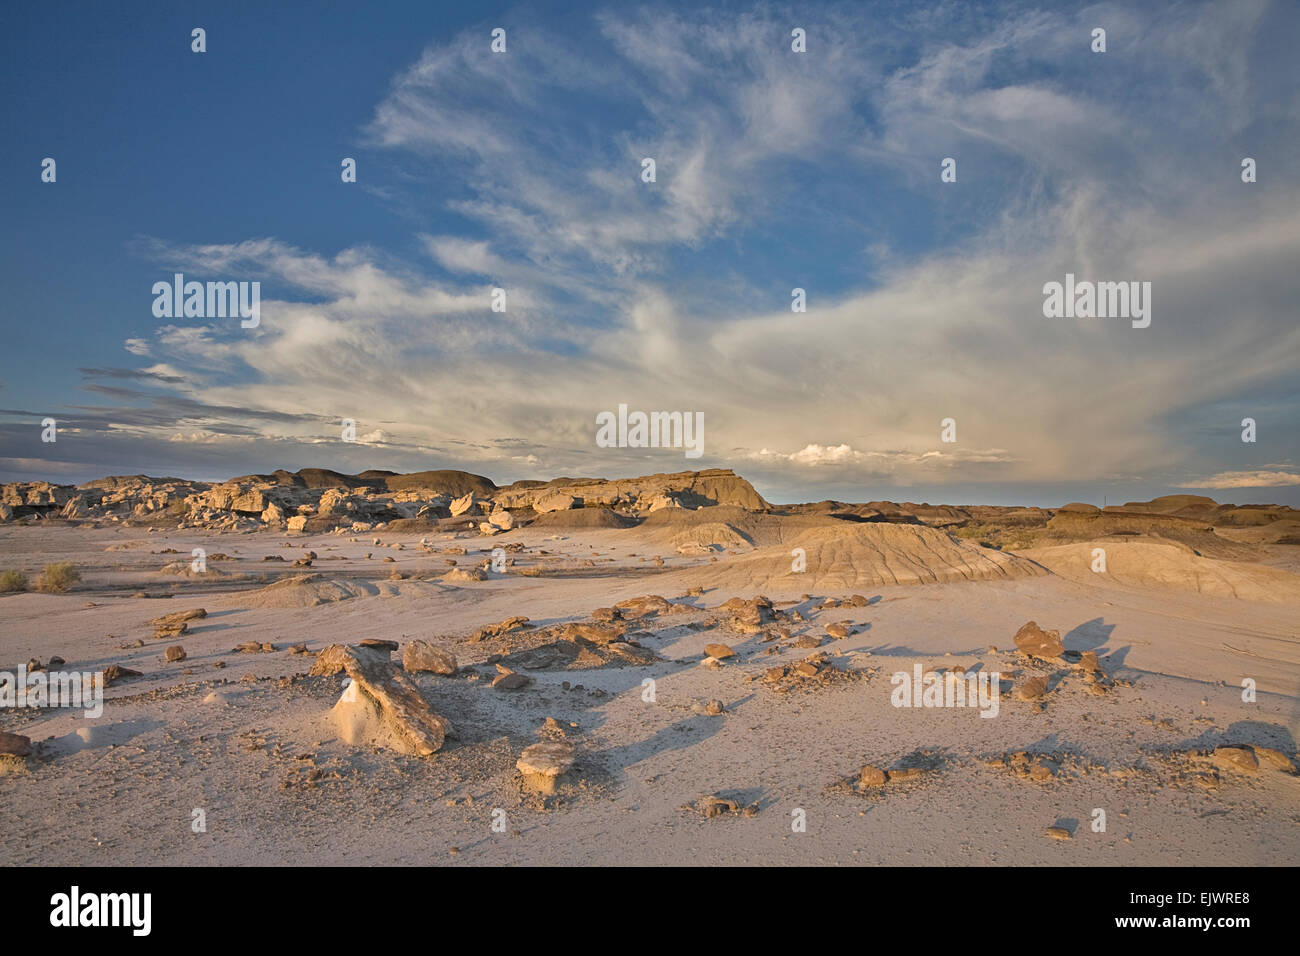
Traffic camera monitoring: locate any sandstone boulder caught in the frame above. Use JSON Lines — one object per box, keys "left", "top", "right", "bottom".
{"left": 309, "top": 644, "right": 449, "bottom": 755}
{"left": 533, "top": 493, "right": 578, "bottom": 514}
{"left": 516, "top": 742, "right": 576, "bottom": 793}
{"left": 402, "top": 640, "right": 457, "bottom": 675}
{"left": 449, "top": 493, "right": 480, "bottom": 517}
{"left": 1013, "top": 621, "right": 1065, "bottom": 659}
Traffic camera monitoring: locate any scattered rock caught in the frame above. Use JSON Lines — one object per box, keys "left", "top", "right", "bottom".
{"left": 681, "top": 794, "right": 760, "bottom": 819}
{"left": 164, "top": 645, "right": 187, "bottom": 662}
{"left": 102, "top": 663, "right": 141, "bottom": 685}
{"left": 402, "top": 640, "right": 457, "bottom": 675}
{"left": 887, "top": 767, "right": 925, "bottom": 784}
{"left": 442, "top": 567, "right": 487, "bottom": 583}
{"left": 149, "top": 608, "right": 207, "bottom": 629}
{"left": 471, "top": 616, "right": 532, "bottom": 642}
{"left": 704, "top": 642, "right": 735, "bottom": 660}
{"left": 516, "top": 742, "right": 576, "bottom": 794}
{"left": 309, "top": 644, "right": 450, "bottom": 755}
{"left": 1012, "top": 620, "right": 1065, "bottom": 659}
{"left": 858, "top": 764, "right": 887, "bottom": 787}
{"left": 492, "top": 672, "right": 532, "bottom": 691}
{"left": 1212, "top": 746, "right": 1259, "bottom": 772}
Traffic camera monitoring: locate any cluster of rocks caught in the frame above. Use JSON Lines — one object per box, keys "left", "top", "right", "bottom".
{"left": 753, "top": 651, "right": 868, "bottom": 692}
{"left": 984, "top": 750, "right": 1067, "bottom": 782}
{"left": 680, "top": 794, "right": 761, "bottom": 819}
{"left": 1008, "top": 621, "right": 1119, "bottom": 704}
{"left": 0, "top": 467, "right": 768, "bottom": 533}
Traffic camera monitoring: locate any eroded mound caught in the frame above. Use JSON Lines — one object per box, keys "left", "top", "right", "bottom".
{"left": 1022, "top": 538, "right": 1300, "bottom": 602}
{"left": 240, "top": 573, "right": 376, "bottom": 608}
{"left": 528, "top": 507, "right": 638, "bottom": 529}
{"left": 671, "top": 522, "right": 1044, "bottom": 591}
{"left": 669, "top": 521, "right": 754, "bottom": 554}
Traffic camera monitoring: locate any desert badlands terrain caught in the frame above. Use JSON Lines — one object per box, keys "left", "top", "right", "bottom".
{"left": 1, "top": 467, "right": 1297, "bottom": 865}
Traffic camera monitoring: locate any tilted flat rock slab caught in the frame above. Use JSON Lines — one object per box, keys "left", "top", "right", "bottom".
{"left": 310, "top": 644, "right": 449, "bottom": 755}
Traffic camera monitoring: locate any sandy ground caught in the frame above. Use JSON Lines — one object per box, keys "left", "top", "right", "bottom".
{"left": 1, "top": 520, "right": 1298, "bottom": 866}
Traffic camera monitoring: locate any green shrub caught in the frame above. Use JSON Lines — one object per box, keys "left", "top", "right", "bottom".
{"left": 36, "top": 563, "right": 80, "bottom": 593}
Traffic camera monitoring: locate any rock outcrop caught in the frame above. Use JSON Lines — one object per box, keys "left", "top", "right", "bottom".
{"left": 310, "top": 644, "right": 449, "bottom": 755}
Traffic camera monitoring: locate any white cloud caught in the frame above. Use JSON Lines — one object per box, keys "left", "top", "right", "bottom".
{"left": 1177, "top": 470, "right": 1300, "bottom": 489}
{"left": 83, "top": 3, "right": 1300, "bottom": 494}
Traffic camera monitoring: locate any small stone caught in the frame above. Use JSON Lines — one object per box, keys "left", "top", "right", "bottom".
{"left": 541, "top": 717, "right": 566, "bottom": 735}
{"left": 1028, "top": 762, "right": 1055, "bottom": 782}
{"left": 102, "top": 663, "right": 141, "bottom": 685}
{"left": 826, "top": 622, "right": 850, "bottom": 639}
{"left": 704, "top": 642, "right": 735, "bottom": 660}
{"left": 858, "top": 764, "right": 887, "bottom": 787}
{"left": 1045, "top": 826, "right": 1072, "bottom": 841}
{"left": 493, "top": 673, "right": 532, "bottom": 691}
{"left": 164, "top": 645, "right": 187, "bottom": 662}
{"left": 887, "top": 767, "right": 923, "bottom": 783}
{"left": 703, "top": 699, "right": 725, "bottom": 716}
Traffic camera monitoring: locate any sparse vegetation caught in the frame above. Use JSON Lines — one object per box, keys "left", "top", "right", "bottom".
{"left": 953, "top": 523, "right": 1036, "bottom": 552}
{"left": 0, "top": 569, "right": 28, "bottom": 592}
{"left": 36, "top": 562, "right": 80, "bottom": 593}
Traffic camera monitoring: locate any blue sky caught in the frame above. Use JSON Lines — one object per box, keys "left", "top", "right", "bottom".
{"left": 1, "top": 0, "right": 1298, "bottom": 506}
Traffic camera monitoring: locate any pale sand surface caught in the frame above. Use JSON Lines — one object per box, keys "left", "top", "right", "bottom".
{"left": 2, "top": 521, "right": 1297, "bottom": 865}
